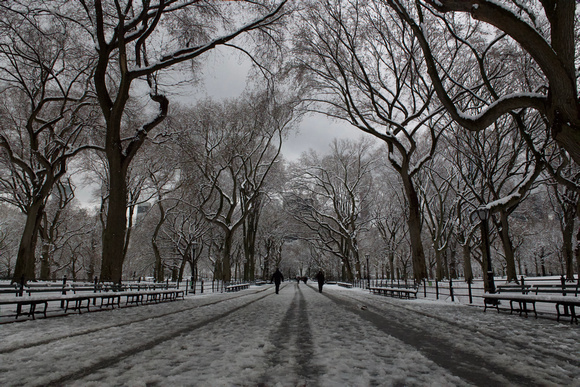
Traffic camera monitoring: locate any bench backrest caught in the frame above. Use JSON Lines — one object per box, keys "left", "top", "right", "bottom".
{"left": 533, "top": 283, "right": 579, "bottom": 296}
{"left": 497, "top": 285, "right": 531, "bottom": 294}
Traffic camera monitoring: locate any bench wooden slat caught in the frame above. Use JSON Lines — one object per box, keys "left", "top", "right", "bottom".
{"left": 369, "top": 286, "right": 418, "bottom": 299}
{"left": 225, "top": 283, "right": 250, "bottom": 292}
{"left": 0, "top": 289, "right": 185, "bottom": 320}
{"left": 483, "top": 292, "right": 580, "bottom": 323}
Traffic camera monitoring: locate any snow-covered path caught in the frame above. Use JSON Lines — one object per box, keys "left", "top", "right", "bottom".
{"left": 1, "top": 283, "right": 579, "bottom": 386}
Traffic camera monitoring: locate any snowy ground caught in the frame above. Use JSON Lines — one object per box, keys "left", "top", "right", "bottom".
{"left": 1, "top": 282, "right": 579, "bottom": 386}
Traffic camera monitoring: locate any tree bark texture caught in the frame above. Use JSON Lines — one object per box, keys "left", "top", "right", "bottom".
{"left": 495, "top": 211, "right": 518, "bottom": 283}
{"left": 401, "top": 172, "right": 428, "bottom": 283}
{"left": 12, "top": 200, "right": 45, "bottom": 283}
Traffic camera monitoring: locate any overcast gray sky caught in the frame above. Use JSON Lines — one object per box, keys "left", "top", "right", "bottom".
{"left": 187, "top": 47, "right": 374, "bottom": 161}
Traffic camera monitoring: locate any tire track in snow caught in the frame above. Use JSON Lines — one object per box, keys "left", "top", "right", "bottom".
{"left": 43, "top": 289, "right": 273, "bottom": 386}
{"left": 261, "top": 283, "right": 322, "bottom": 386}
{"left": 338, "top": 290, "right": 580, "bottom": 367}
{"left": 0, "top": 286, "right": 270, "bottom": 355}
{"left": 323, "top": 291, "right": 540, "bottom": 386}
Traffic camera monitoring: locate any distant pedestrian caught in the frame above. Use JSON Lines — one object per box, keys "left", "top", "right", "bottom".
{"left": 315, "top": 270, "right": 325, "bottom": 293}
{"left": 271, "top": 268, "right": 284, "bottom": 294}
{"left": 302, "top": 276, "right": 308, "bottom": 284}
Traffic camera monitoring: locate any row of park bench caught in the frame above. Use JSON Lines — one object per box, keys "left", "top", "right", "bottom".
{"left": 0, "top": 280, "right": 254, "bottom": 320}
{"left": 225, "top": 283, "right": 250, "bottom": 292}
{"left": 366, "top": 280, "right": 580, "bottom": 323}
{"left": 483, "top": 283, "right": 580, "bottom": 323}
{"left": 0, "top": 281, "right": 178, "bottom": 297}
{"left": 368, "top": 284, "right": 418, "bottom": 299}
{"left": 0, "top": 289, "right": 185, "bottom": 320}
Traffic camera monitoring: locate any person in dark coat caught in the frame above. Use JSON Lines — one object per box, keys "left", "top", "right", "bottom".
{"left": 315, "top": 270, "right": 325, "bottom": 293}
{"left": 271, "top": 268, "right": 284, "bottom": 294}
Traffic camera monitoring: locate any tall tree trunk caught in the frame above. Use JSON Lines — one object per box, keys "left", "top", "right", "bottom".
{"left": 435, "top": 248, "right": 444, "bottom": 281}
{"left": 352, "top": 243, "right": 361, "bottom": 282}
{"left": 342, "top": 256, "right": 354, "bottom": 282}
{"left": 449, "top": 245, "right": 458, "bottom": 279}
{"left": 401, "top": 173, "right": 428, "bottom": 283}
{"left": 496, "top": 211, "right": 518, "bottom": 282}
{"left": 389, "top": 251, "right": 395, "bottom": 281}
{"left": 562, "top": 212, "right": 575, "bottom": 281}
{"left": 100, "top": 149, "right": 128, "bottom": 284}
{"left": 12, "top": 200, "right": 45, "bottom": 283}
{"left": 152, "top": 239, "right": 163, "bottom": 282}
{"left": 151, "top": 201, "right": 166, "bottom": 282}
{"left": 575, "top": 225, "right": 580, "bottom": 281}
{"left": 462, "top": 241, "right": 473, "bottom": 283}
{"left": 39, "top": 242, "right": 51, "bottom": 281}
{"left": 221, "top": 231, "right": 233, "bottom": 282}
{"left": 243, "top": 204, "right": 260, "bottom": 282}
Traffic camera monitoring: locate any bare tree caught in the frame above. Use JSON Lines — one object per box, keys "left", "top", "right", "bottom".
{"left": 0, "top": 5, "right": 96, "bottom": 283}
{"left": 418, "top": 161, "right": 456, "bottom": 280}
{"left": 293, "top": 0, "right": 448, "bottom": 282}
{"left": 173, "top": 92, "right": 292, "bottom": 282}
{"left": 0, "top": 204, "right": 24, "bottom": 279}
{"left": 548, "top": 175, "right": 580, "bottom": 281}
{"left": 286, "top": 138, "right": 375, "bottom": 281}
{"left": 385, "top": 1, "right": 580, "bottom": 167}
{"left": 55, "top": 0, "right": 289, "bottom": 283}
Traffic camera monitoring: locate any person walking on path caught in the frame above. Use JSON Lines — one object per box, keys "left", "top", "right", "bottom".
{"left": 271, "top": 268, "right": 284, "bottom": 294}
{"left": 315, "top": 270, "right": 325, "bottom": 293}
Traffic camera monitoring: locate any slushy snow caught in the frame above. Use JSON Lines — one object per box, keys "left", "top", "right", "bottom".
{"left": 1, "top": 283, "right": 579, "bottom": 386}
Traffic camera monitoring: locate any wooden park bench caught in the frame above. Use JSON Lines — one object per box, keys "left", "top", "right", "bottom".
{"left": 0, "top": 293, "right": 101, "bottom": 320}
{"left": 369, "top": 284, "right": 418, "bottom": 299}
{"left": 125, "top": 289, "right": 185, "bottom": 305}
{"left": 225, "top": 283, "right": 250, "bottom": 292}
{"left": 0, "top": 288, "right": 185, "bottom": 320}
{"left": 0, "top": 283, "right": 19, "bottom": 296}
{"left": 483, "top": 282, "right": 580, "bottom": 323}
{"left": 336, "top": 282, "right": 353, "bottom": 288}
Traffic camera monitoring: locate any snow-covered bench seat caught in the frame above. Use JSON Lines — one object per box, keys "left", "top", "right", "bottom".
{"left": 483, "top": 293, "right": 580, "bottom": 323}
{"left": 336, "top": 282, "right": 353, "bottom": 288}
{"left": 369, "top": 286, "right": 418, "bottom": 299}
{"left": 0, "top": 289, "right": 185, "bottom": 320}
{"left": 0, "top": 294, "right": 96, "bottom": 319}
{"left": 225, "top": 283, "right": 250, "bottom": 292}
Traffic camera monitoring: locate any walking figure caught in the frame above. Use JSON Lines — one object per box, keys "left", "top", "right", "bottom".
{"left": 271, "top": 268, "right": 284, "bottom": 294}
{"left": 315, "top": 270, "right": 325, "bottom": 293}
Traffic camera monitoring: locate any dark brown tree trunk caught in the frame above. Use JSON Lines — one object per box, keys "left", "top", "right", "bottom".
{"left": 462, "top": 240, "right": 473, "bottom": 283}
{"left": 100, "top": 147, "right": 128, "bottom": 284}
{"left": 496, "top": 211, "right": 518, "bottom": 282}
{"left": 221, "top": 231, "right": 233, "bottom": 282}
{"left": 435, "top": 249, "right": 444, "bottom": 281}
{"left": 39, "top": 242, "right": 51, "bottom": 280}
{"left": 12, "top": 200, "right": 45, "bottom": 283}
{"left": 401, "top": 172, "right": 428, "bottom": 283}
{"left": 243, "top": 196, "right": 261, "bottom": 282}
{"left": 342, "top": 256, "right": 354, "bottom": 282}
{"left": 562, "top": 212, "right": 575, "bottom": 280}
{"left": 574, "top": 225, "right": 580, "bottom": 282}
{"left": 352, "top": 247, "right": 361, "bottom": 282}
{"left": 389, "top": 251, "right": 395, "bottom": 281}
{"left": 449, "top": 244, "right": 458, "bottom": 279}
{"left": 152, "top": 201, "right": 166, "bottom": 283}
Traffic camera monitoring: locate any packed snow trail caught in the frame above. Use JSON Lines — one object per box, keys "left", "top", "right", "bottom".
{"left": 1, "top": 283, "right": 579, "bottom": 386}
{"left": 324, "top": 291, "right": 533, "bottom": 385}
{"left": 260, "top": 284, "right": 322, "bottom": 386}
